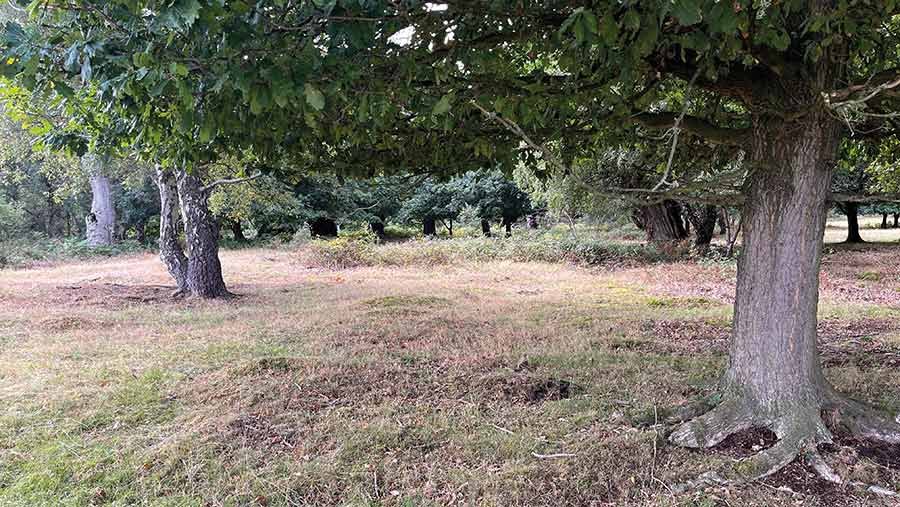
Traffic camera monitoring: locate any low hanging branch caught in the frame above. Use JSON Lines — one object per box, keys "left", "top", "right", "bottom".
{"left": 471, "top": 99, "right": 900, "bottom": 208}
{"left": 201, "top": 172, "right": 263, "bottom": 193}
{"left": 652, "top": 67, "right": 702, "bottom": 192}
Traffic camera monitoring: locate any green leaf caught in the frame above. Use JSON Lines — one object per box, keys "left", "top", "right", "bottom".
{"left": 170, "top": 62, "right": 189, "bottom": 77}
{"left": 623, "top": 10, "right": 641, "bottom": 32}
{"left": 671, "top": 0, "right": 702, "bottom": 26}
{"left": 432, "top": 93, "right": 453, "bottom": 115}
{"left": 176, "top": 0, "right": 202, "bottom": 28}
{"left": 304, "top": 83, "right": 325, "bottom": 111}
{"left": 706, "top": 2, "right": 738, "bottom": 34}
{"left": 598, "top": 14, "right": 619, "bottom": 45}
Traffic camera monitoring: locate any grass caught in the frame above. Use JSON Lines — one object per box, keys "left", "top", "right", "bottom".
{"left": 1, "top": 228, "right": 900, "bottom": 505}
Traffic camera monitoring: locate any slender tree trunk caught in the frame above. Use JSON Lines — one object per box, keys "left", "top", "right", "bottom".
{"left": 893, "top": 213, "right": 899, "bottom": 228}
{"left": 503, "top": 218, "right": 512, "bottom": 237}
{"left": 881, "top": 213, "right": 888, "bottom": 229}
{"left": 175, "top": 167, "right": 229, "bottom": 298}
{"left": 230, "top": 220, "right": 247, "bottom": 242}
{"left": 845, "top": 202, "right": 864, "bottom": 243}
{"left": 82, "top": 154, "right": 117, "bottom": 246}
{"left": 423, "top": 218, "right": 436, "bottom": 237}
{"left": 640, "top": 200, "right": 688, "bottom": 241}
{"left": 154, "top": 166, "right": 188, "bottom": 294}
{"left": 370, "top": 221, "right": 386, "bottom": 240}
{"left": 135, "top": 221, "right": 147, "bottom": 244}
{"left": 685, "top": 204, "right": 718, "bottom": 248}
{"left": 481, "top": 219, "right": 491, "bottom": 237}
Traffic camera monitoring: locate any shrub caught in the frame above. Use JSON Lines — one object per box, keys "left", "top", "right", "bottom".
{"left": 0, "top": 236, "right": 149, "bottom": 269}
{"left": 306, "top": 237, "right": 377, "bottom": 269}
{"left": 301, "top": 233, "right": 684, "bottom": 270}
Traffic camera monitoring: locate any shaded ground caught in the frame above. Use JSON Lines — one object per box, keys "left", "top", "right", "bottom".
{"left": 1, "top": 246, "right": 899, "bottom": 506}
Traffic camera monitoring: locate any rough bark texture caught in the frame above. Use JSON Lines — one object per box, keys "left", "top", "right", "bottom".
{"left": 670, "top": 51, "right": 900, "bottom": 486}
{"left": 685, "top": 203, "right": 719, "bottom": 248}
{"left": 154, "top": 166, "right": 188, "bottom": 294}
{"left": 845, "top": 203, "right": 864, "bottom": 243}
{"left": 640, "top": 200, "right": 688, "bottom": 241}
{"left": 83, "top": 154, "right": 116, "bottom": 246}
{"left": 175, "top": 167, "right": 230, "bottom": 298}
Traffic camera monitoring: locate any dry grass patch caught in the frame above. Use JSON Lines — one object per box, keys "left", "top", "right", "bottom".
{"left": 2, "top": 247, "right": 900, "bottom": 505}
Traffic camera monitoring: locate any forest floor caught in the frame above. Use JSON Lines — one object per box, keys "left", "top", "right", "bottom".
{"left": 2, "top": 225, "right": 900, "bottom": 506}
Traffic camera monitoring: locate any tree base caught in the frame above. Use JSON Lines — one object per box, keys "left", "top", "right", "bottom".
{"left": 667, "top": 391, "right": 900, "bottom": 495}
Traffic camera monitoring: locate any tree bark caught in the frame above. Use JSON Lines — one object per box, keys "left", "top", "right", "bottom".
{"left": 685, "top": 203, "right": 718, "bottom": 248}
{"left": 881, "top": 212, "right": 888, "bottom": 229}
{"left": 154, "top": 166, "right": 188, "bottom": 294}
{"left": 502, "top": 218, "right": 512, "bottom": 237}
{"left": 845, "top": 202, "right": 864, "bottom": 243}
{"left": 669, "top": 109, "right": 900, "bottom": 484}
{"left": 893, "top": 213, "right": 899, "bottom": 228}
{"left": 83, "top": 154, "right": 117, "bottom": 246}
{"left": 481, "top": 219, "right": 492, "bottom": 237}
{"left": 423, "top": 218, "right": 436, "bottom": 237}
{"left": 640, "top": 200, "right": 688, "bottom": 241}
{"left": 175, "top": 167, "right": 230, "bottom": 298}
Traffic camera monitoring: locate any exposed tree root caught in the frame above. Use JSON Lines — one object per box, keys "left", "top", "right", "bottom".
{"left": 806, "top": 448, "right": 900, "bottom": 498}
{"left": 668, "top": 398, "right": 756, "bottom": 448}
{"left": 825, "top": 395, "right": 900, "bottom": 444}
{"left": 667, "top": 393, "right": 900, "bottom": 497}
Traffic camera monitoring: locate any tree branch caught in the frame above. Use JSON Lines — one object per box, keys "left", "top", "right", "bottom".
{"left": 827, "top": 68, "right": 900, "bottom": 105}
{"left": 631, "top": 112, "right": 749, "bottom": 146}
{"left": 201, "top": 172, "right": 262, "bottom": 193}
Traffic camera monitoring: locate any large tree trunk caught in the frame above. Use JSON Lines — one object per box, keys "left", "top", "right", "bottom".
{"left": 684, "top": 204, "right": 718, "bottom": 248}
{"left": 670, "top": 110, "right": 900, "bottom": 484}
{"left": 175, "top": 168, "right": 230, "bottom": 298}
{"left": 83, "top": 154, "right": 117, "bottom": 246}
{"left": 845, "top": 202, "right": 864, "bottom": 243}
{"left": 154, "top": 166, "right": 188, "bottom": 294}
{"left": 640, "top": 200, "right": 688, "bottom": 241}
